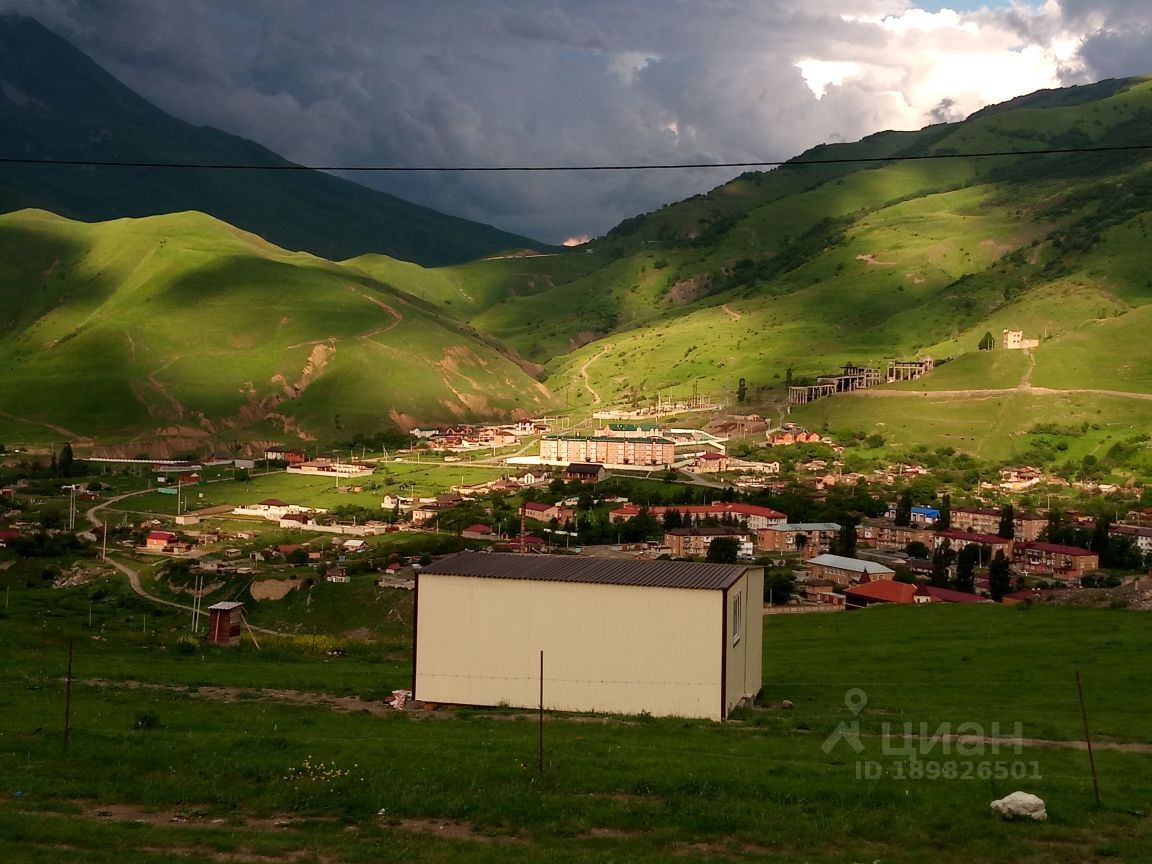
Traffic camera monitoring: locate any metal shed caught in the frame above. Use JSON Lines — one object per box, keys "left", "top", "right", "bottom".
{"left": 207, "top": 601, "right": 245, "bottom": 646}
{"left": 414, "top": 552, "right": 763, "bottom": 721}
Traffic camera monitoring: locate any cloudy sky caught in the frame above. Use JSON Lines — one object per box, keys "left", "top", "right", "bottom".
{"left": 3, "top": 0, "right": 1150, "bottom": 243}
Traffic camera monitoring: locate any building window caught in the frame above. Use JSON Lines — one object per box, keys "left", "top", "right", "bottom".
{"left": 732, "top": 591, "right": 743, "bottom": 645}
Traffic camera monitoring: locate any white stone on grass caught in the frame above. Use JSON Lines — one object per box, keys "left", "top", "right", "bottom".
{"left": 990, "top": 791, "right": 1047, "bottom": 821}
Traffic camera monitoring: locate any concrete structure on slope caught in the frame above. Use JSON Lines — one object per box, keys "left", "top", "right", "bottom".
{"left": 414, "top": 552, "right": 763, "bottom": 721}
{"left": 1002, "top": 329, "right": 1039, "bottom": 350}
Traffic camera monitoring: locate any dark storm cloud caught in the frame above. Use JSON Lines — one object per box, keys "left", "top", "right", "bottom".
{"left": 1055, "top": 0, "right": 1152, "bottom": 82}
{"left": 1, "top": 1, "right": 1149, "bottom": 243}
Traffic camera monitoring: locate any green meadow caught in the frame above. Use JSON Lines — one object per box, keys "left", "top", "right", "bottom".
{"left": 792, "top": 391, "right": 1152, "bottom": 463}
{"left": 1, "top": 568, "right": 1150, "bottom": 863}
{"left": 111, "top": 462, "right": 511, "bottom": 519}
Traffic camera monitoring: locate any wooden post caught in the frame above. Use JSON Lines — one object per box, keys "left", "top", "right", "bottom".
{"left": 538, "top": 650, "right": 544, "bottom": 777}
{"left": 1076, "top": 671, "right": 1101, "bottom": 805}
{"left": 64, "top": 639, "right": 74, "bottom": 752}
{"left": 241, "top": 613, "right": 261, "bottom": 651}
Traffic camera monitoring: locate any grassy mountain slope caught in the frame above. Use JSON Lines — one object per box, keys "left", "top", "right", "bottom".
{"left": 0, "top": 15, "right": 549, "bottom": 266}
{"left": 0, "top": 210, "right": 554, "bottom": 449}
{"left": 6, "top": 75, "right": 1152, "bottom": 458}
{"left": 427, "top": 78, "right": 1152, "bottom": 414}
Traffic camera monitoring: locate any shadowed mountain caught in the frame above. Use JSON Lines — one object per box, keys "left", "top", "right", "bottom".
{"left": 0, "top": 15, "right": 549, "bottom": 266}
{"left": 0, "top": 209, "right": 554, "bottom": 451}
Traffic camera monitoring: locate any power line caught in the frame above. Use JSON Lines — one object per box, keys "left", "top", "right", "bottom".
{"left": 1, "top": 142, "right": 1151, "bottom": 173}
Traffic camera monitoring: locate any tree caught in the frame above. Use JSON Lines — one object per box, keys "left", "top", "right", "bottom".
{"left": 737, "top": 377, "right": 748, "bottom": 402}
{"left": 794, "top": 533, "right": 809, "bottom": 557}
{"left": 930, "top": 539, "right": 953, "bottom": 587}
{"left": 893, "top": 565, "right": 915, "bottom": 584}
{"left": 58, "top": 442, "right": 74, "bottom": 478}
{"left": 1042, "top": 508, "right": 1065, "bottom": 543}
{"left": 706, "top": 536, "right": 739, "bottom": 564}
{"left": 937, "top": 493, "right": 951, "bottom": 530}
{"left": 893, "top": 489, "right": 913, "bottom": 527}
{"left": 1089, "top": 516, "right": 1110, "bottom": 556}
{"left": 978, "top": 330, "right": 996, "bottom": 351}
{"left": 954, "top": 544, "right": 979, "bottom": 593}
{"left": 988, "top": 549, "right": 1012, "bottom": 601}
{"left": 764, "top": 568, "right": 796, "bottom": 604}
{"left": 997, "top": 504, "right": 1016, "bottom": 539}
{"left": 832, "top": 517, "right": 858, "bottom": 557}
{"left": 904, "top": 541, "right": 931, "bottom": 559}
{"left": 286, "top": 548, "right": 309, "bottom": 566}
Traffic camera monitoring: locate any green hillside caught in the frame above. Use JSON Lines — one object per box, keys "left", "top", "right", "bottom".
{"left": 0, "top": 15, "right": 549, "bottom": 266}
{"left": 6, "top": 75, "right": 1152, "bottom": 457}
{"left": 419, "top": 77, "right": 1152, "bottom": 451}
{"left": 0, "top": 210, "right": 555, "bottom": 449}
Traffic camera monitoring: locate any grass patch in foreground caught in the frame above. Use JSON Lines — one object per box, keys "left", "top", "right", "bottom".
{"left": 1, "top": 588, "right": 1150, "bottom": 862}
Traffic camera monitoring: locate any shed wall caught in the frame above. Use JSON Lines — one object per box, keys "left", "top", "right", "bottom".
{"left": 415, "top": 574, "right": 723, "bottom": 719}
{"left": 724, "top": 568, "right": 763, "bottom": 716}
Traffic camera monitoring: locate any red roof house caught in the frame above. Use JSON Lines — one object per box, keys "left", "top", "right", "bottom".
{"left": 844, "top": 580, "right": 917, "bottom": 609}
{"left": 914, "top": 584, "right": 989, "bottom": 604}
{"left": 145, "top": 530, "right": 177, "bottom": 551}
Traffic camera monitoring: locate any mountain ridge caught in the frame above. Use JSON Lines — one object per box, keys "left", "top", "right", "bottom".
{"left": 0, "top": 15, "right": 550, "bottom": 266}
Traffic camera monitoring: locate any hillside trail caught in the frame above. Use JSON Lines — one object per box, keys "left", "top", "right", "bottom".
{"left": 852, "top": 386, "right": 1152, "bottom": 401}
{"left": 0, "top": 410, "right": 94, "bottom": 445}
{"left": 720, "top": 304, "right": 742, "bottom": 321}
{"left": 351, "top": 288, "right": 404, "bottom": 339}
{"left": 1018, "top": 349, "right": 1035, "bottom": 389}
{"left": 579, "top": 347, "right": 607, "bottom": 405}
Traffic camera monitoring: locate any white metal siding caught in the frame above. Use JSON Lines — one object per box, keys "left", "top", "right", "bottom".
{"left": 724, "top": 568, "right": 764, "bottom": 715}
{"left": 416, "top": 573, "right": 724, "bottom": 719}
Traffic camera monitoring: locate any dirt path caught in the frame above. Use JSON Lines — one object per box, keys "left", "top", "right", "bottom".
{"left": 578, "top": 348, "right": 607, "bottom": 405}
{"left": 851, "top": 385, "right": 1152, "bottom": 401}
{"left": 78, "top": 678, "right": 1152, "bottom": 754}
{"left": 352, "top": 288, "right": 404, "bottom": 339}
{"left": 720, "top": 304, "right": 742, "bottom": 321}
{"left": 84, "top": 678, "right": 399, "bottom": 715}
{"left": 0, "top": 410, "right": 94, "bottom": 445}
{"left": 1019, "top": 349, "right": 1035, "bottom": 389}
{"left": 922, "top": 732, "right": 1152, "bottom": 754}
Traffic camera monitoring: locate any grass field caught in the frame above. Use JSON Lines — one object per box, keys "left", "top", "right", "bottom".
{"left": 108, "top": 462, "right": 512, "bottom": 519}
{"left": 2, "top": 570, "right": 1150, "bottom": 863}
{"left": 792, "top": 390, "right": 1152, "bottom": 463}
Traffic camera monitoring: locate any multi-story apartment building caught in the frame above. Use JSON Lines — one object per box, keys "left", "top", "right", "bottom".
{"left": 756, "top": 522, "right": 841, "bottom": 555}
{"left": 1011, "top": 541, "right": 1098, "bottom": 581}
{"left": 665, "top": 526, "right": 754, "bottom": 558}
{"left": 540, "top": 435, "right": 675, "bottom": 467}
{"left": 950, "top": 507, "right": 1046, "bottom": 541}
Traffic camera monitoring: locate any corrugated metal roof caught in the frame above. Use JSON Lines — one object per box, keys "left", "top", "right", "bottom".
{"left": 806, "top": 553, "right": 895, "bottom": 574}
{"left": 422, "top": 551, "right": 749, "bottom": 591}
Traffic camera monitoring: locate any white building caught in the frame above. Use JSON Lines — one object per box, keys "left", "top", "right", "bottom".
{"left": 414, "top": 552, "right": 763, "bottom": 721}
